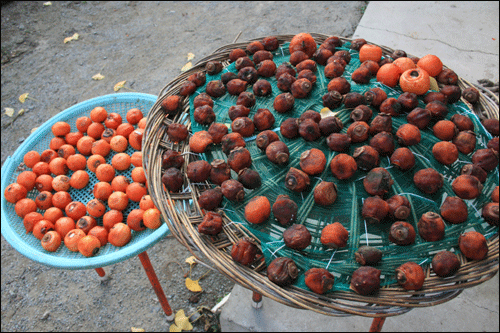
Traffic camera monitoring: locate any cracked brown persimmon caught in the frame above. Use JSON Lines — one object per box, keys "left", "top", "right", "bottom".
{"left": 350, "top": 266, "right": 381, "bottom": 296}
{"left": 432, "top": 251, "right": 461, "bottom": 277}
{"left": 266, "top": 141, "right": 290, "bottom": 165}
{"left": 267, "top": 257, "right": 299, "bottom": 287}
{"left": 353, "top": 145, "right": 380, "bottom": 171}
{"left": 355, "top": 246, "right": 383, "bottom": 266}
{"left": 186, "top": 160, "right": 211, "bottom": 183}
{"left": 304, "top": 268, "right": 335, "bottom": 295}
{"left": 389, "top": 221, "right": 416, "bottom": 245}
{"left": 283, "top": 224, "right": 311, "bottom": 250}
{"left": 418, "top": 212, "right": 445, "bottom": 242}
{"left": 221, "top": 179, "right": 245, "bottom": 202}
{"left": 362, "top": 196, "right": 389, "bottom": 224}
{"left": 237, "top": 168, "right": 261, "bottom": 190}
{"left": 330, "top": 153, "right": 357, "bottom": 180}
{"left": 198, "top": 211, "right": 223, "bottom": 235}
{"left": 210, "top": 159, "right": 231, "bottom": 186}
{"left": 390, "top": 147, "right": 415, "bottom": 170}
{"left": 272, "top": 195, "right": 298, "bottom": 226}
{"left": 396, "top": 123, "right": 421, "bottom": 146}
{"left": 300, "top": 148, "right": 326, "bottom": 176}
{"left": 396, "top": 262, "right": 425, "bottom": 291}
{"left": 314, "top": 181, "right": 338, "bottom": 206}
{"left": 198, "top": 187, "right": 223, "bottom": 211}
{"left": 253, "top": 108, "right": 275, "bottom": 131}
{"left": 458, "top": 231, "right": 488, "bottom": 261}
{"left": 285, "top": 167, "right": 310, "bottom": 192}
{"left": 432, "top": 141, "right": 458, "bottom": 165}
{"left": 363, "top": 167, "right": 393, "bottom": 197}
{"left": 452, "top": 174, "right": 483, "bottom": 199}
{"left": 231, "top": 237, "right": 258, "bottom": 266}
{"left": 414, "top": 168, "right": 443, "bottom": 194}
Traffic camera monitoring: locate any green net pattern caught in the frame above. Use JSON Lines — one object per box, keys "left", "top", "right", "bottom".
{"left": 189, "top": 42, "right": 498, "bottom": 293}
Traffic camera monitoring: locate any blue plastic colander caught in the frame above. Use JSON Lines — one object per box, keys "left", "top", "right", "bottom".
{"left": 1, "top": 93, "right": 169, "bottom": 270}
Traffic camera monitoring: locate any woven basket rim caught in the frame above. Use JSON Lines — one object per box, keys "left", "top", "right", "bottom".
{"left": 144, "top": 33, "right": 499, "bottom": 318}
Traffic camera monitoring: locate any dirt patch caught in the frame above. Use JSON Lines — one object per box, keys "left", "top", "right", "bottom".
{"left": 1, "top": 1, "right": 366, "bottom": 331}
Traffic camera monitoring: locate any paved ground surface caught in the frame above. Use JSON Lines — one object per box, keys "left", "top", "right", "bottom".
{"left": 1, "top": 1, "right": 367, "bottom": 331}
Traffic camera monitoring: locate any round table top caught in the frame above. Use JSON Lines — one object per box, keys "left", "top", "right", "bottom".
{"left": 1, "top": 92, "right": 169, "bottom": 270}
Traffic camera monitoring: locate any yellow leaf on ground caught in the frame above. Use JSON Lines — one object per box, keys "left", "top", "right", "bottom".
{"left": 130, "top": 327, "right": 145, "bottom": 332}
{"left": 187, "top": 52, "right": 195, "bottom": 61}
{"left": 114, "top": 80, "right": 127, "bottom": 92}
{"left": 92, "top": 73, "right": 105, "bottom": 80}
{"left": 185, "top": 256, "right": 197, "bottom": 266}
{"left": 169, "top": 323, "right": 182, "bottom": 332}
{"left": 63, "top": 33, "right": 79, "bottom": 44}
{"left": 174, "top": 310, "right": 193, "bottom": 331}
{"left": 181, "top": 62, "right": 192, "bottom": 72}
{"left": 31, "top": 127, "right": 39, "bottom": 134}
{"left": 5, "top": 108, "right": 15, "bottom": 117}
{"left": 19, "top": 93, "right": 29, "bottom": 103}
{"left": 18, "top": 109, "right": 25, "bottom": 116}
{"left": 185, "top": 278, "right": 202, "bottom": 292}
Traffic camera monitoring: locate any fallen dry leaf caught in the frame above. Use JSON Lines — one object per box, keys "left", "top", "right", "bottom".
{"left": 430, "top": 76, "right": 439, "bottom": 92}
{"left": 92, "top": 73, "right": 105, "bottom": 81}
{"left": 4, "top": 107, "right": 15, "bottom": 117}
{"left": 185, "top": 278, "right": 203, "bottom": 292}
{"left": 320, "top": 107, "right": 337, "bottom": 118}
{"left": 19, "top": 93, "right": 39, "bottom": 103}
{"left": 174, "top": 310, "right": 193, "bottom": 331}
{"left": 19, "top": 93, "right": 29, "bottom": 103}
{"left": 130, "top": 327, "right": 145, "bottom": 332}
{"left": 63, "top": 33, "right": 79, "bottom": 44}
{"left": 18, "top": 109, "right": 25, "bottom": 116}
{"left": 187, "top": 52, "right": 195, "bottom": 61}
{"left": 31, "top": 127, "right": 39, "bottom": 134}
{"left": 185, "top": 256, "right": 197, "bottom": 266}
{"left": 114, "top": 80, "right": 127, "bottom": 92}
{"left": 169, "top": 324, "right": 182, "bottom": 332}
{"left": 181, "top": 62, "right": 193, "bottom": 72}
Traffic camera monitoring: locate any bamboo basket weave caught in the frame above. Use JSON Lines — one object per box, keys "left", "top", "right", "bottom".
{"left": 143, "top": 33, "right": 499, "bottom": 317}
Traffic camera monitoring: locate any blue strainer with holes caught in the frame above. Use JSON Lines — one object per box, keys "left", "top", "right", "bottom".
{"left": 1, "top": 92, "right": 169, "bottom": 270}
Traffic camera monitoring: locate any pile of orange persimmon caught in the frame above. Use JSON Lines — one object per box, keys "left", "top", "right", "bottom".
{"left": 356, "top": 41, "right": 445, "bottom": 95}
{"left": 4, "top": 106, "right": 162, "bottom": 258}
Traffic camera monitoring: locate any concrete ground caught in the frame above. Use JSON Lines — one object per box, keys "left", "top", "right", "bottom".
{"left": 219, "top": 1, "right": 499, "bottom": 332}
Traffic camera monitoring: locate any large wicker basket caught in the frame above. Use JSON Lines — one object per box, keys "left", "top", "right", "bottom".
{"left": 143, "top": 33, "right": 499, "bottom": 317}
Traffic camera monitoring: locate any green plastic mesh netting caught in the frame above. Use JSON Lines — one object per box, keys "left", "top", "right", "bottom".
{"left": 188, "top": 42, "right": 498, "bottom": 293}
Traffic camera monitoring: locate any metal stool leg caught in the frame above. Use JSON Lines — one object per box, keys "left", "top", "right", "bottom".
{"left": 252, "top": 291, "right": 263, "bottom": 309}
{"left": 369, "top": 317, "right": 386, "bottom": 332}
{"left": 138, "top": 251, "right": 175, "bottom": 321}
{"left": 95, "top": 267, "right": 106, "bottom": 277}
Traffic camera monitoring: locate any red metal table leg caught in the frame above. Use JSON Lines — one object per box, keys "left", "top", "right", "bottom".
{"left": 95, "top": 267, "right": 105, "bottom": 277}
{"left": 369, "top": 317, "right": 386, "bottom": 332}
{"left": 138, "top": 251, "right": 175, "bottom": 320}
{"left": 252, "top": 291, "right": 263, "bottom": 309}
